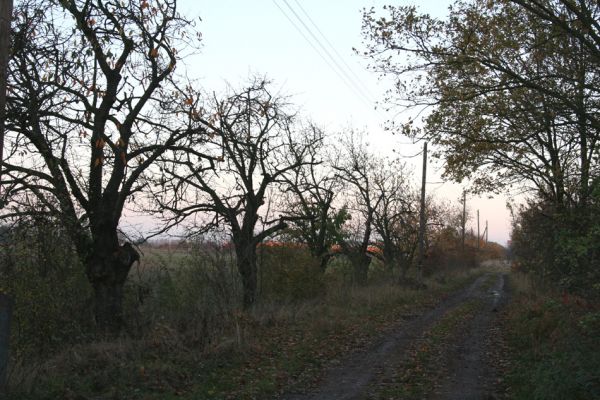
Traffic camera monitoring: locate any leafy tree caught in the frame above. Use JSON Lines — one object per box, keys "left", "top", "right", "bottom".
{"left": 360, "top": 0, "right": 600, "bottom": 205}
{"left": 4, "top": 0, "right": 203, "bottom": 333}
{"left": 153, "top": 79, "right": 321, "bottom": 307}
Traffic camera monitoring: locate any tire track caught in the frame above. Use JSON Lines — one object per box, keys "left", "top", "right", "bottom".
{"left": 280, "top": 273, "right": 507, "bottom": 400}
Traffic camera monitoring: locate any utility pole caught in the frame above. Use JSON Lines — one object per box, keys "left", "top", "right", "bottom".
{"left": 477, "top": 209, "right": 480, "bottom": 251}
{"left": 486, "top": 220, "right": 488, "bottom": 244}
{"left": 0, "top": 1, "right": 13, "bottom": 396}
{"left": 0, "top": 0, "right": 12, "bottom": 183}
{"left": 417, "top": 142, "right": 427, "bottom": 286}
{"left": 461, "top": 190, "right": 466, "bottom": 252}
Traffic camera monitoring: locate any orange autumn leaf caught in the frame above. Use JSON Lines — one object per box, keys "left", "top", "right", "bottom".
{"left": 150, "top": 48, "right": 158, "bottom": 58}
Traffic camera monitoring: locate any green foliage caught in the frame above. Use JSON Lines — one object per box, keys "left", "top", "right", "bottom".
{"left": 284, "top": 205, "right": 351, "bottom": 259}
{"left": 510, "top": 198, "right": 600, "bottom": 296}
{"left": 361, "top": 1, "right": 600, "bottom": 201}
{"left": 505, "top": 295, "right": 600, "bottom": 400}
{"left": 327, "top": 206, "right": 352, "bottom": 245}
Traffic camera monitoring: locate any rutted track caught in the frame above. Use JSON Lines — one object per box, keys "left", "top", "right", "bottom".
{"left": 280, "top": 272, "right": 509, "bottom": 400}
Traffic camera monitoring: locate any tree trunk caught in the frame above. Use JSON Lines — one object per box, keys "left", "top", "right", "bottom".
{"left": 86, "top": 237, "right": 139, "bottom": 335}
{"left": 235, "top": 240, "right": 258, "bottom": 308}
{"left": 352, "top": 253, "right": 370, "bottom": 285}
{"left": 92, "top": 278, "right": 125, "bottom": 334}
{"left": 318, "top": 254, "right": 330, "bottom": 273}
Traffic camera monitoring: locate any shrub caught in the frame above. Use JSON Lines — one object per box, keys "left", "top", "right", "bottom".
{"left": 258, "top": 244, "right": 325, "bottom": 302}
{"left": 123, "top": 241, "right": 240, "bottom": 347}
{"left": 510, "top": 197, "right": 600, "bottom": 297}
{"left": 0, "top": 221, "right": 92, "bottom": 359}
{"left": 505, "top": 293, "right": 600, "bottom": 400}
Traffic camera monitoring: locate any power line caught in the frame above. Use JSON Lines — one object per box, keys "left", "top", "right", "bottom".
{"left": 271, "top": 1, "right": 346, "bottom": 95}
{"left": 290, "top": 0, "right": 376, "bottom": 101}
{"left": 273, "top": 0, "right": 374, "bottom": 109}
{"left": 281, "top": 0, "right": 373, "bottom": 105}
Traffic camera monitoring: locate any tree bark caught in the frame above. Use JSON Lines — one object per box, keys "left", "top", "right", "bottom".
{"left": 318, "top": 253, "right": 331, "bottom": 273}
{"left": 235, "top": 240, "right": 258, "bottom": 308}
{"left": 0, "top": 0, "right": 12, "bottom": 188}
{"left": 86, "top": 233, "right": 139, "bottom": 334}
{"left": 352, "top": 253, "right": 370, "bottom": 285}
{"left": 92, "top": 278, "right": 125, "bottom": 335}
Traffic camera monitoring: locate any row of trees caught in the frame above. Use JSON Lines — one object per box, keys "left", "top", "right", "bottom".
{"left": 2, "top": 0, "right": 480, "bottom": 334}
{"left": 360, "top": 0, "right": 600, "bottom": 294}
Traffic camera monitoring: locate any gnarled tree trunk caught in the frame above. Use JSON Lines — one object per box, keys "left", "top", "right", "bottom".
{"left": 86, "top": 230, "right": 139, "bottom": 334}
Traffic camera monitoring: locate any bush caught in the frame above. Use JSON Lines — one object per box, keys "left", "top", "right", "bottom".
{"left": 0, "top": 221, "right": 93, "bottom": 359}
{"left": 258, "top": 244, "right": 325, "bottom": 302}
{"left": 510, "top": 194, "right": 600, "bottom": 297}
{"left": 123, "top": 241, "right": 240, "bottom": 347}
{"left": 505, "top": 293, "right": 600, "bottom": 400}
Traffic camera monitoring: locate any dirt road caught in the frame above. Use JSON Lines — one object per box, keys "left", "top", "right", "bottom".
{"left": 280, "top": 272, "right": 509, "bottom": 400}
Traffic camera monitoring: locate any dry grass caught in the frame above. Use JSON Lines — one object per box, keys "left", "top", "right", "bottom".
{"left": 7, "top": 245, "right": 494, "bottom": 400}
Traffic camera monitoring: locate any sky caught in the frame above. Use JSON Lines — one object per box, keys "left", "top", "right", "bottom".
{"left": 173, "top": 0, "right": 513, "bottom": 245}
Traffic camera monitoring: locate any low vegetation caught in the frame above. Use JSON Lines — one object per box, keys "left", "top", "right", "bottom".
{"left": 502, "top": 272, "right": 600, "bottom": 400}
{"left": 2, "top": 229, "right": 499, "bottom": 399}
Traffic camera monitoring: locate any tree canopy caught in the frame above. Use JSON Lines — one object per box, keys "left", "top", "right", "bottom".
{"left": 360, "top": 0, "right": 600, "bottom": 206}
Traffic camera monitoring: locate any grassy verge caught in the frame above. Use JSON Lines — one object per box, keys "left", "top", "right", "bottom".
{"left": 502, "top": 273, "right": 600, "bottom": 400}
{"left": 10, "top": 269, "right": 485, "bottom": 400}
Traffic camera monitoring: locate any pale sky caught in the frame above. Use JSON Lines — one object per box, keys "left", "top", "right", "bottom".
{"left": 171, "top": 0, "right": 513, "bottom": 245}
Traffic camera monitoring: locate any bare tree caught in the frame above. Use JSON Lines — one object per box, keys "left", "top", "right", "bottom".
{"left": 371, "top": 160, "right": 415, "bottom": 275}
{"left": 333, "top": 131, "right": 383, "bottom": 285}
{"left": 282, "top": 133, "right": 348, "bottom": 272}
{"left": 3, "top": 0, "right": 204, "bottom": 333}
{"left": 154, "top": 79, "right": 321, "bottom": 307}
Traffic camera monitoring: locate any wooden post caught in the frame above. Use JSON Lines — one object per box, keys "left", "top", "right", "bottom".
{"left": 461, "top": 190, "right": 466, "bottom": 252}
{"left": 0, "top": 294, "right": 12, "bottom": 396}
{"left": 485, "top": 220, "right": 488, "bottom": 244}
{"left": 0, "top": 1, "right": 14, "bottom": 396}
{"left": 477, "top": 209, "right": 480, "bottom": 251}
{"left": 417, "top": 142, "right": 427, "bottom": 285}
